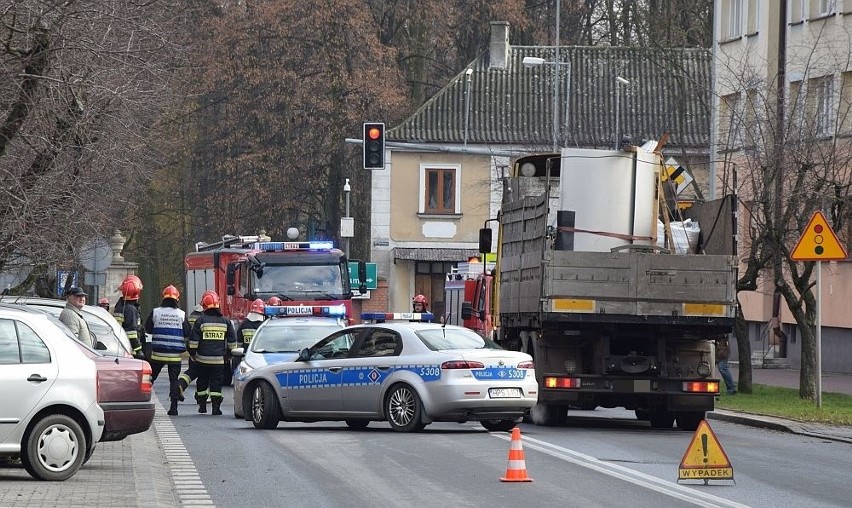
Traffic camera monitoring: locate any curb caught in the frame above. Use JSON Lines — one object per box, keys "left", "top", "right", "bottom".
{"left": 707, "top": 410, "right": 852, "bottom": 444}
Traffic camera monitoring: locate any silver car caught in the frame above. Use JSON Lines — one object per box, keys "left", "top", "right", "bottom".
{"left": 233, "top": 316, "right": 346, "bottom": 418}
{"left": 0, "top": 307, "right": 104, "bottom": 481}
{"left": 237, "top": 322, "right": 537, "bottom": 432}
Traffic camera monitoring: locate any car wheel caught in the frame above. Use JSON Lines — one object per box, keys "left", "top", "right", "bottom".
{"left": 21, "top": 414, "right": 86, "bottom": 481}
{"left": 385, "top": 384, "right": 425, "bottom": 432}
{"left": 480, "top": 419, "right": 517, "bottom": 432}
{"left": 676, "top": 411, "right": 705, "bottom": 431}
{"left": 648, "top": 410, "right": 675, "bottom": 429}
{"left": 345, "top": 420, "right": 370, "bottom": 430}
{"left": 251, "top": 382, "right": 281, "bottom": 430}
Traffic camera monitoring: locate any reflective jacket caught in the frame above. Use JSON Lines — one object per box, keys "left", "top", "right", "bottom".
{"left": 188, "top": 309, "right": 236, "bottom": 365}
{"left": 236, "top": 314, "right": 263, "bottom": 347}
{"left": 115, "top": 298, "right": 145, "bottom": 356}
{"left": 145, "top": 303, "right": 190, "bottom": 363}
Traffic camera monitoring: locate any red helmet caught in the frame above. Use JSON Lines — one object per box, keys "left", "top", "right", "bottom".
{"left": 98, "top": 298, "right": 110, "bottom": 308}
{"left": 266, "top": 296, "right": 282, "bottom": 306}
{"left": 120, "top": 277, "right": 142, "bottom": 300}
{"left": 251, "top": 298, "right": 265, "bottom": 314}
{"left": 125, "top": 274, "right": 143, "bottom": 291}
{"left": 162, "top": 285, "right": 180, "bottom": 300}
{"left": 200, "top": 290, "right": 220, "bottom": 310}
{"left": 412, "top": 294, "right": 428, "bottom": 305}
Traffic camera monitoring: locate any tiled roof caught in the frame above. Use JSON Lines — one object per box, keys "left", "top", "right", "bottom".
{"left": 389, "top": 46, "right": 711, "bottom": 151}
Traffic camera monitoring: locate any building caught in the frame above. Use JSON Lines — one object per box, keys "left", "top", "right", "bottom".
{"left": 371, "top": 22, "right": 713, "bottom": 320}
{"left": 713, "top": 0, "right": 852, "bottom": 373}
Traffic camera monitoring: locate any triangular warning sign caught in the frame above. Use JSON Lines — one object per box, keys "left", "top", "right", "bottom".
{"left": 678, "top": 420, "right": 734, "bottom": 481}
{"left": 790, "top": 211, "right": 848, "bottom": 261}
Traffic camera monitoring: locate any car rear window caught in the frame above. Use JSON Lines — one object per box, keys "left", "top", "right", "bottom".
{"left": 416, "top": 328, "right": 503, "bottom": 351}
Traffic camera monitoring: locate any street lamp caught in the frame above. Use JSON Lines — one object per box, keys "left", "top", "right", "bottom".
{"left": 614, "top": 76, "right": 630, "bottom": 149}
{"left": 522, "top": 56, "right": 572, "bottom": 152}
{"left": 463, "top": 68, "right": 474, "bottom": 150}
{"left": 341, "top": 179, "right": 353, "bottom": 258}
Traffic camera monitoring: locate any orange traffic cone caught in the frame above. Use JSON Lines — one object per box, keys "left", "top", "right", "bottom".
{"left": 500, "top": 427, "right": 533, "bottom": 482}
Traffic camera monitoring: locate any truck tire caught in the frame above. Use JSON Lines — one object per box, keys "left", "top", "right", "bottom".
{"left": 676, "top": 411, "right": 705, "bottom": 431}
{"left": 648, "top": 410, "right": 675, "bottom": 429}
{"left": 480, "top": 419, "right": 517, "bottom": 432}
{"left": 634, "top": 409, "right": 650, "bottom": 421}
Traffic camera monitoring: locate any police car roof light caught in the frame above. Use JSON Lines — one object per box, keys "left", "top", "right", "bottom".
{"left": 265, "top": 304, "right": 347, "bottom": 318}
{"left": 253, "top": 241, "right": 335, "bottom": 252}
{"left": 360, "top": 312, "right": 434, "bottom": 322}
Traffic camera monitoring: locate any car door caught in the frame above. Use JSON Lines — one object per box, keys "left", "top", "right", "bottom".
{"left": 342, "top": 328, "right": 402, "bottom": 414}
{"left": 283, "top": 330, "right": 360, "bottom": 414}
{"left": 0, "top": 317, "right": 56, "bottom": 443}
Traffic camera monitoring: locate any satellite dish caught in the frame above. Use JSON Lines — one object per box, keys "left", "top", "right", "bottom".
{"left": 80, "top": 237, "right": 112, "bottom": 272}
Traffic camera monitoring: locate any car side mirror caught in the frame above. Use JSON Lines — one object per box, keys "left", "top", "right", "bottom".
{"left": 478, "top": 228, "right": 492, "bottom": 254}
{"left": 298, "top": 348, "right": 311, "bottom": 361}
{"left": 232, "top": 347, "right": 244, "bottom": 357}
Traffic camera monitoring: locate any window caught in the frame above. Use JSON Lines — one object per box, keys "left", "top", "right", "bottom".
{"left": 0, "top": 319, "right": 20, "bottom": 364}
{"left": 727, "top": 0, "right": 743, "bottom": 38}
{"left": 744, "top": 89, "right": 759, "bottom": 147}
{"left": 719, "top": 92, "right": 741, "bottom": 149}
{"left": 840, "top": 72, "right": 852, "bottom": 133}
{"left": 791, "top": 0, "right": 805, "bottom": 23}
{"left": 746, "top": 0, "right": 759, "bottom": 34}
{"left": 788, "top": 80, "right": 803, "bottom": 133}
{"left": 354, "top": 331, "right": 400, "bottom": 357}
{"left": 420, "top": 164, "right": 460, "bottom": 214}
{"left": 816, "top": 0, "right": 835, "bottom": 16}
{"left": 0, "top": 319, "right": 50, "bottom": 364}
{"left": 19, "top": 322, "right": 50, "bottom": 363}
{"left": 808, "top": 76, "right": 833, "bottom": 136}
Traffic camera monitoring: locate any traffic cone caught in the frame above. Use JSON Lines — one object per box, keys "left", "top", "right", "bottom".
{"left": 500, "top": 427, "right": 533, "bottom": 482}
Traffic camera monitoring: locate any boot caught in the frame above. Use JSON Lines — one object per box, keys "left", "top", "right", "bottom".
{"left": 177, "top": 380, "right": 186, "bottom": 402}
{"left": 211, "top": 398, "right": 222, "bottom": 416}
{"left": 196, "top": 395, "right": 207, "bottom": 414}
{"left": 167, "top": 398, "right": 178, "bottom": 416}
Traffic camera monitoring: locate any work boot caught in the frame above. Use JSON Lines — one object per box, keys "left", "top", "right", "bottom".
{"left": 167, "top": 398, "right": 178, "bottom": 416}
{"left": 177, "top": 381, "right": 186, "bottom": 402}
{"left": 196, "top": 395, "right": 207, "bottom": 414}
{"left": 211, "top": 398, "right": 222, "bottom": 416}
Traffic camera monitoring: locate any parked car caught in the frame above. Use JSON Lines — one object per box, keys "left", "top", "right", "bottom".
{"left": 0, "top": 307, "right": 104, "bottom": 481}
{"left": 236, "top": 321, "right": 537, "bottom": 432}
{"left": 0, "top": 296, "right": 132, "bottom": 357}
{"left": 232, "top": 315, "right": 346, "bottom": 418}
{"left": 0, "top": 303, "right": 155, "bottom": 442}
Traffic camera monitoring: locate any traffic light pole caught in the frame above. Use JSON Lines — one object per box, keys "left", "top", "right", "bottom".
{"left": 816, "top": 261, "right": 822, "bottom": 408}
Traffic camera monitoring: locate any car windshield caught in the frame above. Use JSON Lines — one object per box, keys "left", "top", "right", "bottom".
{"left": 417, "top": 327, "right": 503, "bottom": 351}
{"left": 250, "top": 322, "right": 343, "bottom": 353}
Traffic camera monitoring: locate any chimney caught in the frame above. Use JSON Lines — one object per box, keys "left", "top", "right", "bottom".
{"left": 489, "top": 21, "right": 509, "bottom": 70}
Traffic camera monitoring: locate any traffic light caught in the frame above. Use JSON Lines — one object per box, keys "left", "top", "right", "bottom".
{"left": 362, "top": 122, "right": 385, "bottom": 169}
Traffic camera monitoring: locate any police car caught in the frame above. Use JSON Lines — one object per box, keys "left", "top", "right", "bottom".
{"left": 232, "top": 305, "right": 347, "bottom": 419}
{"left": 235, "top": 312, "right": 537, "bottom": 432}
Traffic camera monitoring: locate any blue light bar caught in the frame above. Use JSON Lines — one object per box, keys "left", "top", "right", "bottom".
{"left": 361, "top": 312, "right": 434, "bottom": 322}
{"left": 265, "top": 304, "right": 347, "bottom": 318}
{"left": 254, "top": 241, "right": 335, "bottom": 252}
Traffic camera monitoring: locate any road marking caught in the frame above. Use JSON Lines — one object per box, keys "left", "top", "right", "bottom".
{"left": 490, "top": 432, "right": 749, "bottom": 508}
{"left": 152, "top": 392, "right": 215, "bottom": 507}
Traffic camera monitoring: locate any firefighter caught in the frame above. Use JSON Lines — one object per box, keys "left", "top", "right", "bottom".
{"left": 115, "top": 275, "right": 146, "bottom": 359}
{"left": 411, "top": 294, "right": 430, "bottom": 322}
{"left": 266, "top": 296, "right": 282, "bottom": 306}
{"left": 144, "top": 285, "right": 191, "bottom": 416}
{"left": 97, "top": 297, "right": 110, "bottom": 311}
{"left": 178, "top": 290, "right": 237, "bottom": 415}
{"left": 238, "top": 299, "right": 265, "bottom": 349}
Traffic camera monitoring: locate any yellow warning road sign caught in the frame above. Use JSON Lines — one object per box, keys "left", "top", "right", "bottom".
{"left": 790, "top": 211, "right": 848, "bottom": 261}
{"left": 678, "top": 420, "right": 734, "bottom": 481}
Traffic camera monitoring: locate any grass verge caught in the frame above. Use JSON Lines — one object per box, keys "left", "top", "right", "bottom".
{"left": 715, "top": 384, "right": 852, "bottom": 425}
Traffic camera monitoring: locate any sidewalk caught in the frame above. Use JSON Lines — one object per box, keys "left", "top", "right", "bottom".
{"left": 706, "top": 366, "right": 852, "bottom": 444}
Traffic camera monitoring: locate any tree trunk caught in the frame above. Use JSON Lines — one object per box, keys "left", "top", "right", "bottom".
{"left": 734, "top": 301, "right": 752, "bottom": 394}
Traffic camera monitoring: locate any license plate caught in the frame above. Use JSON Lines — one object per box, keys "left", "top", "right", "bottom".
{"left": 488, "top": 388, "right": 522, "bottom": 399}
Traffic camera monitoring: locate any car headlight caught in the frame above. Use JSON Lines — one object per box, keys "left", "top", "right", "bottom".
{"left": 237, "top": 361, "right": 253, "bottom": 377}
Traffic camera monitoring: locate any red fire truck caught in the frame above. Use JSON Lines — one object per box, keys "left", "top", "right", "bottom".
{"left": 185, "top": 235, "right": 365, "bottom": 324}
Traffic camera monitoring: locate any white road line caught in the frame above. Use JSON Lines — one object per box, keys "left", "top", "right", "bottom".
{"left": 152, "top": 392, "right": 215, "bottom": 507}
{"left": 490, "top": 431, "right": 750, "bottom": 508}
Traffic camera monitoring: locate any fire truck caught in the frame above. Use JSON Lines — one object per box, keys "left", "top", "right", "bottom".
{"left": 443, "top": 261, "right": 495, "bottom": 339}
{"left": 185, "top": 235, "right": 366, "bottom": 324}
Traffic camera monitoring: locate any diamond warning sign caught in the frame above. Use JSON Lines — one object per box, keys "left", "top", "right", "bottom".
{"left": 790, "top": 211, "right": 848, "bottom": 261}
{"left": 678, "top": 420, "right": 733, "bottom": 481}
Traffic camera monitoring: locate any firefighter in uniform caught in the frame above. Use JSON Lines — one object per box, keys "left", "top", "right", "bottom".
{"left": 115, "top": 275, "right": 146, "bottom": 359}
{"left": 411, "top": 294, "right": 431, "bottom": 322}
{"left": 179, "top": 290, "right": 236, "bottom": 415}
{"left": 237, "top": 299, "right": 266, "bottom": 349}
{"left": 144, "top": 285, "right": 191, "bottom": 416}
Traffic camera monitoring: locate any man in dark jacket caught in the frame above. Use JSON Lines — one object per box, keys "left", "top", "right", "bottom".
{"left": 178, "top": 290, "right": 237, "bottom": 415}
{"left": 116, "top": 275, "right": 146, "bottom": 359}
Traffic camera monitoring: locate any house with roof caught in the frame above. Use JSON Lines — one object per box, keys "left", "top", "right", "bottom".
{"left": 370, "top": 21, "right": 714, "bottom": 319}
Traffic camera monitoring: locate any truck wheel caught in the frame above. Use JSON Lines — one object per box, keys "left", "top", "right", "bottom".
{"left": 21, "top": 414, "right": 86, "bottom": 481}
{"left": 480, "top": 419, "right": 517, "bottom": 432}
{"left": 634, "top": 409, "right": 650, "bottom": 421}
{"left": 676, "top": 411, "right": 705, "bottom": 431}
{"left": 251, "top": 382, "right": 281, "bottom": 429}
{"left": 648, "top": 410, "right": 675, "bottom": 429}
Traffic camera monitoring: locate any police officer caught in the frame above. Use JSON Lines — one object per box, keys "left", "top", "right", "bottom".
{"left": 145, "top": 285, "right": 191, "bottom": 416}
{"left": 115, "top": 275, "right": 146, "bottom": 359}
{"left": 178, "top": 290, "right": 237, "bottom": 415}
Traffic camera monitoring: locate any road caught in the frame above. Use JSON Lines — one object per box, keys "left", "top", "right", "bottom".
{"left": 163, "top": 383, "right": 849, "bottom": 508}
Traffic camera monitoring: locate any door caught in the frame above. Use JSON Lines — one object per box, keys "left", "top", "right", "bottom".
{"left": 283, "top": 330, "right": 358, "bottom": 414}
{"left": 342, "top": 329, "right": 402, "bottom": 414}
{"left": 0, "top": 318, "right": 56, "bottom": 443}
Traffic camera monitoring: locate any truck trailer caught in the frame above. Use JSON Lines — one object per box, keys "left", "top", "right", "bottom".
{"left": 478, "top": 145, "right": 737, "bottom": 431}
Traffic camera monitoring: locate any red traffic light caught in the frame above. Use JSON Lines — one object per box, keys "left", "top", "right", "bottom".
{"left": 367, "top": 127, "right": 381, "bottom": 140}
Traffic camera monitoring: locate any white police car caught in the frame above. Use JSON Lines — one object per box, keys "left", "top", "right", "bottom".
{"left": 236, "top": 312, "right": 537, "bottom": 432}
{"left": 232, "top": 305, "right": 346, "bottom": 419}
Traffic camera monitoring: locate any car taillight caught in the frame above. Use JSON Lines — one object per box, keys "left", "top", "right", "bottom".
{"left": 141, "top": 362, "right": 153, "bottom": 394}
{"left": 683, "top": 381, "right": 719, "bottom": 393}
{"left": 517, "top": 361, "right": 534, "bottom": 369}
{"left": 544, "top": 376, "right": 581, "bottom": 389}
{"left": 441, "top": 360, "right": 485, "bottom": 369}
{"left": 96, "top": 371, "right": 102, "bottom": 401}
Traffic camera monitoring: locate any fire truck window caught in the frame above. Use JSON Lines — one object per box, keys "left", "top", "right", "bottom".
{"left": 237, "top": 265, "right": 247, "bottom": 295}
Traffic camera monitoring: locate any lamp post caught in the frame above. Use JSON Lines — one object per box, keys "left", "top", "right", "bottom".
{"left": 463, "top": 68, "right": 473, "bottom": 150}
{"left": 523, "top": 56, "right": 572, "bottom": 151}
{"left": 342, "top": 179, "right": 352, "bottom": 258}
{"left": 615, "top": 76, "right": 630, "bottom": 149}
